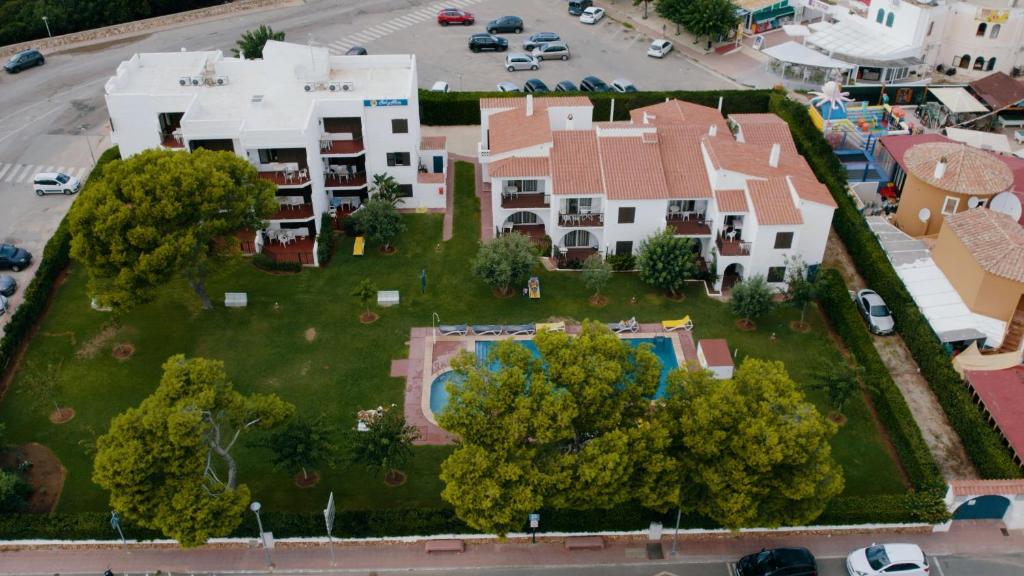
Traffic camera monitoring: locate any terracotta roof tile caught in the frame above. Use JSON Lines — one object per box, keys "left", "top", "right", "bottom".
{"left": 728, "top": 113, "right": 787, "bottom": 125}
{"left": 968, "top": 72, "right": 1024, "bottom": 110}
{"left": 551, "top": 131, "right": 603, "bottom": 194}
{"left": 699, "top": 339, "right": 734, "bottom": 367}
{"left": 952, "top": 477, "right": 1024, "bottom": 497}
{"left": 479, "top": 95, "right": 592, "bottom": 109}
{"left": 598, "top": 135, "right": 670, "bottom": 200}
{"left": 789, "top": 176, "right": 837, "bottom": 208}
{"left": 489, "top": 156, "right": 550, "bottom": 178}
{"left": 944, "top": 209, "right": 1024, "bottom": 283}
{"left": 489, "top": 107, "right": 552, "bottom": 155}
{"left": 417, "top": 172, "right": 445, "bottom": 184}
{"left": 658, "top": 126, "right": 713, "bottom": 199}
{"left": 961, "top": 367, "right": 1024, "bottom": 472}
{"left": 903, "top": 142, "right": 1014, "bottom": 196}
{"left": 419, "top": 136, "right": 446, "bottom": 150}
{"left": 737, "top": 123, "right": 799, "bottom": 154}
{"left": 716, "top": 189, "right": 748, "bottom": 213}
{"left": 748, "top": 178, "right": 803, "bottom": 225}
{"left": 629, "top": 100, "right": 729, "bottom": 134}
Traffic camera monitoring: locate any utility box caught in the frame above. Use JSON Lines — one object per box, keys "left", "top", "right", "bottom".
{"left": 377, "top": 290, "right": 400, "bottom": 307}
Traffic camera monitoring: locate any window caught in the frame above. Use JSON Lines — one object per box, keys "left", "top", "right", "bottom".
{"left": 974, "top": 56, "right": 986, "bottom": 70}
{"left": 959, "top": 55, "right": 971, "bottom": 69}
{"left": 987, "top": 57, "right": 997, "bottom": 71}
{"left": 991, "top": 23, "right": 1001, "bottom": 38}
{"left": 927, "top": 21, "right": 934, "bottom": 36}
{"left": 977, "top": 22, "right": 987, "bottom": 37}
{"left": 508, "top": 179, "right": 539, "bottom": 193}
{"left": 618, "top": 207, "right": 636, "bottom": 223}
{"left": 397, "top": 184, "right": 413, "bottom": 198}
{"left": 508, "top": 212, "right": 539, "bottom": 224}
{"left": 885, "top": 12, "right": 894, "bottom": 27}
{"left": 876, "top": 9, "right": 885, "bottom": 23}
{"left": 884, "top": 564, "right": 921, "bottom": 572}
{"left": 386, "top": 152, "right": 411, "bottom": 166}
{"left": 941, "top": 196, "right": 960, "bottom": 215}
{"left": 563, "top": 230, "right": 592, "bottom": 248}
{"left": 615, "top": 241, "right": 633, "bottom": 255}
{"left": 391, "top": 119, "right": 408, "bottom": 134}
{"left": 774, "top": 232, "right": 794, "bottom": 249}
{"left": 767, "top": 266, "right": 786, "bottom": 283}
{"left": 258, "top": 149, "right": 277, "bottom": 163}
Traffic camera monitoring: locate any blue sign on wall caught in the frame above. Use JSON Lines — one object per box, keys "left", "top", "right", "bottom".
{"left": 364, "top": 99, "right": 408, "bottom": 107}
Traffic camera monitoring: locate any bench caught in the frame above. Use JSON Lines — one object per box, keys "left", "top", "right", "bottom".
{"left": 998, "top": 116, "right": 1024, "bottom": 129}
{"left": 564, "top": 536, "right": 605, "bottom": 550}
{"left": 378, "top": 290, "right": 400, "bottom": 307}
{"left": 224, "top": 292, "right": 248, "bottom": 308}
{"left": 424, "top": 539, "right": 465, "bottom": 553}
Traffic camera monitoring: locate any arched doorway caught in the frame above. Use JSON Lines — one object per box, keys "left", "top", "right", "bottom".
{"left": 722, "top": 263, "right": 744, "bottom": 290}
{"left": 501, "top": 211, "right": 545, "bottom": 245}
{"left": 953, "top": 495, "right": 1011, "bottom": 520}
{"left": 557, "top": 230, "right": 598, "bottom": 268}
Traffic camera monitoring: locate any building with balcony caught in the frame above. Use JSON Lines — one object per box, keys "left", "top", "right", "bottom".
{"left": 104, "top": 40, "right": 446, "bottom": 265}
{"left": 479, "top": 96, "right": 837, "bottom": 290}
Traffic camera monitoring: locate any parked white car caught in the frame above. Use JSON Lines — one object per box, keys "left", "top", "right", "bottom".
{"left": 846, "top": 544, "right": 929, "bottom": 576}
{"left": 579, "top": 7, "right": 605, "bottom": 24}
{"left": 611, "top": 78, "right": 637, "bottom": 93}
{"left": 647, "top": 39, "right": 673, "bottom": 58}
{"left": 505, "top": 52, "right": 539, "bottom": 72}
{"left": 33, "top": 172, "right": 82, "bottom": 196}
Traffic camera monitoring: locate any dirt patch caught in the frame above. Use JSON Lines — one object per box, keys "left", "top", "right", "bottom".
{"left": 0, "top": 443, "right": 66, "bottom": 513}
{"left": 828, "top": 411, "right": 848, "bottom": 426}
{"left": 76, "top": 323, "right": 118, "bottom": 359}
{"left": 379, "top": 246, "right": 398, "bottom": 255}
{"left": 360, "top": 312, "right": 379, "bottom": 324}
{"left": 384, "top": 470, "right": 407, "bottom": 487}
{"left": 112, "top": 343, "right": 134, "bottom": 361}
{"left": 48, "top": 407, "right": 75, "bottom": 424}
{"left": 304, "top": 327, "right": 317, "bottom": 342}
{"left": 664, "top": 292, "right": 685, "bottom": 302}
{"left": 294, "top": 471, "right": 320, "bottom": 488}
{"left": 789, "top": 320, "right": 812, "bottom": 333}
{"left": 491, "top": 288, "right": 515, "bottom": 299}
{"left": 735, "top": 319, "right": 757, "bottom": 331}
{"left": 588, "top": 295, "right": 609, "bottom": 307}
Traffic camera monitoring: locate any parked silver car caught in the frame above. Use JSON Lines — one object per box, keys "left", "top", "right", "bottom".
{"left": 532, "top": 41, "right": 570, "bottom": 61}
{"left": 505, "top": 52, "right": 539, "bottom": 72}
{"left": 856, "top": 289, "right": 895, "bottom": 335}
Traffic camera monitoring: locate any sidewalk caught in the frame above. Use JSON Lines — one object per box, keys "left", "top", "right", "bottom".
{"left": 0, "top": 522, "right": 1019, "bottom": 574}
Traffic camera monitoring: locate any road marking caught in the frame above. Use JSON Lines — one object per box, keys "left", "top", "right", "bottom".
{"left": 327, "top": 0, "right": 485, "bottom": 55}
{"left": 375, "top": 22, "right": 402, "bottom": 33}
{"left": 7, "top": 165, "right": 33, "bottom": 183}
{"left": 0, "top": 164, "right": 10, "bottom": 181}
{"left": 932, "top": 557, "right": 945, "bottom": 576}
{"left": 725, "top": 562, "right": 735, "bottom": 576}
{"left": 394, "top": 15, "right": 420, "bottom": 26}
{"left": 349, "top": 32, "right": 376, "bottom": 42}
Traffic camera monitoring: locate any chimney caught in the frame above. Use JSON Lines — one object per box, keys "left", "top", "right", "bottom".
{"left": 566, "top": 113, "right": 574, "bottom": 130}
{"left": 709, "top": 125, "right": 718, "bottom": 137}
{"left": 769, "top": 143, "right": 781, "bottom": 168}
{"left": 526, "top": 94, "right": 534, "bottom": 117}
{"left": 934, "top": 157, "right": 948, "bottom": 180}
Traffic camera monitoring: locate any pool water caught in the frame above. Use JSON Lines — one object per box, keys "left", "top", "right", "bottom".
{"left": 429, "top": 337, "right": 680, "bottom": 416}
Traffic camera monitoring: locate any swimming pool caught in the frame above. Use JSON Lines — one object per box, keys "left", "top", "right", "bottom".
{"left": 428, "top": 337, "right": 680, "bottom": 416}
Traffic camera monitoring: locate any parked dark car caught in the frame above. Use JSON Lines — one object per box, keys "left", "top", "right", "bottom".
{"left": 437, "top": 8, "right": 474, "bottom": 26}
{"left": 345, "top": 46, "right": 368, "bottom": 55}
{"left": 736, "top": 547, "right": 817, "bottom": 576}
{"left": 4, "top": 49, "right": 44, "bottom": 73}
{"left": 554, "top": 80, "right": 578, "bottom": 92}
{"left": 0, "top": 275, "right": 15, "bottom": 297}
{"left": 856, "top": 289, "right": 895, "bottom": 335}
{"left": 580, "top": 75, "right": 611, "bottom": 92}
{"left": 523, "top": 78, "right": 550, "bottom": 93}
{"left": 523, "top": 32, "right": 560, "bottom": 51}
{"left": 0, "top": 244, "right": 32, "bottom": 272}
{"left": 487, "top": 16, "right": 524, "bottom": 34}
{"left": 568, "top": 0, "right": 593, "bottom": 16}
{"left": 469, "top": 33, "right": 508, "bottom": 52}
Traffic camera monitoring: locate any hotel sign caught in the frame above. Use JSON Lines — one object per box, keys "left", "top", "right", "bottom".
{"left": 363, "top": 98, "right": 408, "bottom": 107}
{"left": 977, "top": 9, "right": 1009, "bottom": 23}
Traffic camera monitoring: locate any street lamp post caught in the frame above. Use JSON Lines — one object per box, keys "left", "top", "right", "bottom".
{"left": 42, "top": 16, "right": 52, "bottom": 38}
{"left": 670, "top": 508, "right": 682, "bottom": 556}
{"left": 250, "top": 501, "right": 273, "bottom": 568}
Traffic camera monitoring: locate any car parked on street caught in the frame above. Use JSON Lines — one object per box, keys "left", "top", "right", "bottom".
{"left": 855, "top": 289, "right": 895, "bottom": 335}
{"left": 0, "top": 244, "right": 32, "bottom": 272}
{"left": 4, "top": 49, "right": 44, "bottom": 73}
{"left": 469, "top": 33, "right": 508, "bottom": 52}
{"left": 555, "top": 80, "right": 578, "bottom": 92}
{"left": 568, "top": 0, "right": 593, "bottom": 15}
{"left": 846, "top": 543, "right": 929, "bottom": 576}
{"left": 33, "top": 172, "right": 82, "bottom": 196}
{"left": 580, "top": 75, "right": 611, "bottom": 92}
{"left": 345, "top": 46, "right": 368, "bottom": 55}
{"left": 437, "top": 8, "right": 475, "bottom": 26}
{"left": 648, "top": 39, "right": 674, "bottom": 58}
{"left": 496, "top": 82, "right": 521, "bottom": 92}
{"left": 523, "top": 78, "right": 550, "bottom": 93}
{"left": 0, "top": 295, "right": 7, "bottom": 316}
{"left": 487, "top": 16, "right": 524, "bottom": 34}
{"left": 523, "top": 32, "right": 560, "bottom": 51}
{"left": 0, "top": 275, "right": 16, "bottom": 297}
{"left": 579, "top": 7, "right": 605, "bottom": 24}
{"left": 736, "top": 547, "right": 817, "bottom": 576}
{"left": 505, "top": 53, "right": 539, "bottom": 72}
{"left": 532, "top": 41, "right": 571, "bottom": 61}
{"left": 611, "top": 78, "right": 637, "bottom": 92}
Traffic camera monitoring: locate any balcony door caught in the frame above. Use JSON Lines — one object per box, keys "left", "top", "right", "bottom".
{"left": 566, "top": 198, "right": 592, "bottom": 214}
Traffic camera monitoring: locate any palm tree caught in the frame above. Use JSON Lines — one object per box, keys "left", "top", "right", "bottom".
{"left": 370, "top": 173, "right": 404, "bottom": 206}
{"left": 232, "top": 25, "right": 285, "bottom": 60}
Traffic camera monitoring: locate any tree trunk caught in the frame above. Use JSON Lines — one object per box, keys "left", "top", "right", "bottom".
{"left": 800, "top": 303, "right": 807, "bottom": 325}
{"left": 642, "top": 2, "right": 648, "bottom": 19}
{"left": 210, "top": 440, "right": 239, "bottom": 489}
{"left": 186, "top": 271, "right": 213, "bottom": 310}
{"left": 302, "top": 466, "right": 308, "bottom": 480}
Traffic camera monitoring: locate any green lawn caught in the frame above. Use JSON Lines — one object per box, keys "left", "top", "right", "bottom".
{"left": 0, "top": 161, "right": 906, "bottom": 516}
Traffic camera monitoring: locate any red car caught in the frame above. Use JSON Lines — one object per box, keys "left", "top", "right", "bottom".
{"left": 437, "top": 8, "right": 474, "bottom": 26}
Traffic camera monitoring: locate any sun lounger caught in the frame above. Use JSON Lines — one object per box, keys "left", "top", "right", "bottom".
{"left": 661, "top": 315, "right": 693, "bottom": 332}
{"left": 438, "top": 324, "right": 468, "bottom": 336}
{"left": 528, "top": 276, "right": 540, "bottom": 299}
{"left": 471, "top": 325, "right": 503, "bottom": 335}
{"left": 607, "top": 317, "right": 638, "bottom": 334}
{"left": 353, "top": 236, "right": 365, "bottom": 256}
{"left": 504, "top": 324, "right": 536, "bottom": 335}
{"left": 536, "top": 321, "right": 565, "bottom": 333}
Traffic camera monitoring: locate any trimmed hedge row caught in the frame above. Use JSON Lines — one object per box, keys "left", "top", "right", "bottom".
{"left": 769, "top": 93, "right": 1020, "bottom": 479}
{"left": 418, "top": 89, "right": 773, "bottom": 126}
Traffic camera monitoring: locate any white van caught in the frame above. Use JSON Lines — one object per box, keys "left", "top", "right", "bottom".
{"left": 33, "top": 172, "right": 82, "bottom": 196}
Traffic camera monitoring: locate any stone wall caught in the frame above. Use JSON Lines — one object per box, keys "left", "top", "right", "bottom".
{"left": 0, "top": 0, "right": 302, "bottom": 59}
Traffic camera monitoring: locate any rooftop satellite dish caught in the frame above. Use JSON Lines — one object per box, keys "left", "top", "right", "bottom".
{"left": 990, "top": 191, "right": 1022, "bottom": 222}
{"left": 968, "top": 196, "right": 982, "bottom": 209}
{"left": 918, "top": 207, "right": 931, "bottom": 223}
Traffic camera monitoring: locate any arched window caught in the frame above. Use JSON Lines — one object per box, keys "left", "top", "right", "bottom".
{"left": 959, "top": 54, "right": 971, "bottom": 69}
{"left": 886, "top": 12, "right": 895, "bottom": 27}
{"left": 991, "top": 24, "right": 1001, "bottom": 39}
{"left": 987, "top": 57, "right": 997, "bottom": 71}
{"left": 977, "top": 22, "right": 987, "bottom": 36}
{"left": 974, "top": 56, "right": 986, "bottom": 70}
{"left": 876, "top": 9, "right": 885, "bottom": 23}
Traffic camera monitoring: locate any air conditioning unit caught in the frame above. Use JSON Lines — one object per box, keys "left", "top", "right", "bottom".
{"left": 303, "top": 82, "right": 317, "bottom": 92}
{"left": 214, "top": 75, "right": 229, "bottom": 86}
{"left": 178, "top": 76, "right": 191, "bottom": 86}
{"left": 1013, "top": 66, "right": 1023, "bottom": 78}
{"left": 341, "top": 81, "right": 355, "bottom": 92}
{"left": 190, "top": 76, "right": 203, "bottom": 86}
{"left": 327, "top": 81, "right": 342, "bottom": 92}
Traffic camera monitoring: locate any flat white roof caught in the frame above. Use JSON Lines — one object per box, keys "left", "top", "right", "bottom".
{"left": 944, "top": 127, "right": 1012, "bottom": 154}
{"left": 806, "top": 18, "right": 916, "bottom": 63}
{"left": 929, "top": 87, "right": 990, "bottom": 114}
{"left": 763, "top": 41, "right": 854, "bottom": 69}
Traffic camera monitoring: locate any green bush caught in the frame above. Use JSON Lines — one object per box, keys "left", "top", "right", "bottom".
{"left": 342, "top": 214, "right": 364, "bottom": 237}
{"left": 769, "top": 93, "right": 1020, "bottom": 479}
{"left": 316, "top": 213, "right": 336, "bottom": 266}
{"left": 253, "top": 254, "right": 302, "bottom": 273}
{"left": 418, "top": 89, "right": 773, "bottom": 126}
{"left": 606, "top": 253, "right": 636, "bottom": 271}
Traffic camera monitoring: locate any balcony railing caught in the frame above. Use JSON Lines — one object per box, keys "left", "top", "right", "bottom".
{"left": 258, "top": 167, "right": 311, "bottom": 187}
{"left": 320, "top": 136, "right": 365, "bottom": 155}
{"left": 270, "top": 202, "right": 314, "bottom": 221}
{"left": 501, "top": 193, "right": 548, "bottom": 209}
{"left": 716, "top": 233, "right": 751, "bottom": 257}
{"left": 325, "top": 170, "right": 368, "bottom": 188}
{"left": 667, "top": 217, "right": 711, "bottom": 236}
{"left": 559, "top": 212, "right": 604, "bottom": 227}
{"left": 160, "top": 131, "right": 184, "bottom": 149}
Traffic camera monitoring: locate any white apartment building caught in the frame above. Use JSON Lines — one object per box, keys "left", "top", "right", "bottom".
{"left": 105, "top": 41, "right": 447, "bottom": 265}
{"left": 479, "top": 96, "right": 837, "bottom": 290}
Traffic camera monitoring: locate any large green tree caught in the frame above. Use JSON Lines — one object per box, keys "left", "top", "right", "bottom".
{"left": 92, "top": 355, "right": 294, "bottom": 547}
{"left": 681, "top": 0, "right": 739, "bottom": 46}
{"left": 69, "top": 148, "right": 276, "bottom": 311}
{"left": 636, "top": 228, "right": 697, "bottom": 297}
{"left": 349, "top": 407, "right": 420, "bottom": 484}
{"left": 656, "top": 0, "right": 690, "bottom": 34}
{"left": 730, "top": 275, "right": 774, "bottom": 328}
{"left": 353, "top": 197, "right": 405, "bottom": 251}
{"left": 261, "top": 416, "right": 338, "bottom": 482}
{"left": 232, "top": 25, "right": 285, "bottom": 59}
{"left": 472, "top": 232, "right": 536, "bottom": 297}
{"left": 661, "top": 358, "right": 844, "bottom": 528}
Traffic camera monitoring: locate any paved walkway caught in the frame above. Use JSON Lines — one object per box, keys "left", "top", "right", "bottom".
{"left": 0, "top": 522, "right": 1018, "bottom": 574}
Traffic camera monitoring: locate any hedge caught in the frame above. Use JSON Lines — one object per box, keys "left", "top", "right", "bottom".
{"left": 253, "top": 254, "right": 302, "bottom": 273}
{"left": 418, "top": 89, "right": 773, "bottom": 126}
{"left": 769, "top": 93, "right": 1020, "bottom": 479}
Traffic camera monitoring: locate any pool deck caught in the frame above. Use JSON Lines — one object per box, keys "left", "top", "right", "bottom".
{"left": 401, "top": 323, "right": 699, "bottom": 446}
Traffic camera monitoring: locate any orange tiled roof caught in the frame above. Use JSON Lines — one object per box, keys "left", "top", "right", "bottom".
{"left": 748, "top": 178, "right": 802, "bottom": 225}
{"left": 489, "top": 156, "right": 550, "bottom": 178}
{"left": 629, "top": 100, "right": 728, "bottom": 134}
{"left": 489, "top": 107, "right": 552, "bottom": 155}
{"left": 944, "top": 208, "right": 1024, "bottom": 283}
{"left": 716, "top": 189, "right": 749, "bottom": 213}
{"left": 737, "top": 123, "right": 799, "bottom": 154}
{"left": 951, "top": 478, "right": 1024, "bottom": 497}
{"left": 903, "top": 142, "right": 1013, "bottom": 196}
{"left": 789, "top": 176, "right": 837, "bottom": 208}
{"left": 420, "top": 136, "right": 446, "bottom": 151}
{"left": 551, "top": 131, "right": 603, "bottom": 195}
{"left": 598, "top": 135, "right": 670, "bottom": 200}
{"left": 658, "top": 126, "right": 714, "bottom": 199}
{"left": 728, "top": 113, "right": 787, "bottom": 125}
{"left": 479, "top": 95, "right": 593, "bottom": 109}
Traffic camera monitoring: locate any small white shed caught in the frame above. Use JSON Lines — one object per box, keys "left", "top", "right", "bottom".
{"left": 697, "top": 339, "right": 734, "bottom": 379}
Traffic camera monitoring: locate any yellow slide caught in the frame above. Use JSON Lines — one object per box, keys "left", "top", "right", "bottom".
{"left": 353, "top": 236, "right": 365, "bottom": 256}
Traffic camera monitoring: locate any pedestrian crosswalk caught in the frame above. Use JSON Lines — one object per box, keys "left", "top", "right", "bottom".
{"left": 0, "top": 163, "right": 91, "bottom": 185}
{"left": 326, "top": 0, "right": 484, "bottom": 55}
